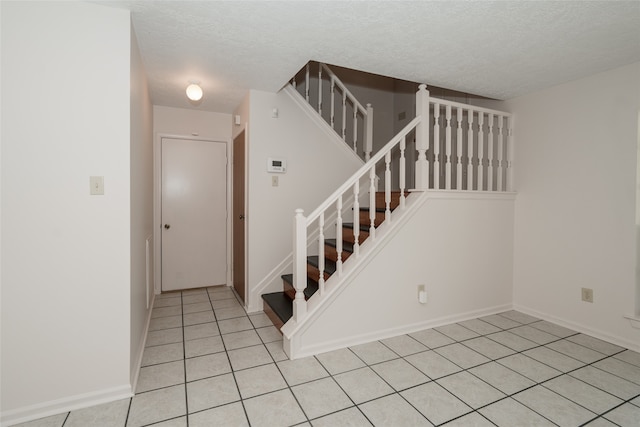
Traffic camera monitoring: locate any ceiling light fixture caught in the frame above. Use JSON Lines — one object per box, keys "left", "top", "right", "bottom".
{"left": 186, "top": 82, "right": 203, "bottom": 101}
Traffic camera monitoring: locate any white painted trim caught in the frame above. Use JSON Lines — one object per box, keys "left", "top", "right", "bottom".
{"left": 130, "top": 293, "right": 156, "bottom": 395}
{"left": 153, "top": 133, "right": 232, "bottom": 294}
{"left": 514, "top": 304, "right": 640, "bottom": 353}
{"left": 624, "top": 314, "right": 640, "bottom": 329}
{"left": 283, "top": 85, "right": 365, "bottom": 166}
{"left": 290, "top": 303, "right": 512, "bottom": 359}
{"left": 0, "top": 385, "right": 133, "bottom": 427}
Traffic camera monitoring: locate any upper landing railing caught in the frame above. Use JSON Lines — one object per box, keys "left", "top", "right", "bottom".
{"left": 292, "top": 62, "right": 374, "bottom": 161}
{"left": 288, "top": 84, "right": 513, "bottom": 326}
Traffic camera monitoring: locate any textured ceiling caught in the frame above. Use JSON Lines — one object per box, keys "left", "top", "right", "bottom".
{"left": 93, "top": 1, "right": 640, "bottom": 114}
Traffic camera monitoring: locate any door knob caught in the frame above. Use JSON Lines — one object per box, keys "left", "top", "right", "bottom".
{"left": 164, "top": 224, "right": 170, "bottom": 229}
{"left": 239, "top": 215, "right": 245, "bottom": 220}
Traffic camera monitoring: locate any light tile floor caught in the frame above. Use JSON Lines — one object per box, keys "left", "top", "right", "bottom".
{"left": 16, "top": 286, "right": 640, "bottom": 427}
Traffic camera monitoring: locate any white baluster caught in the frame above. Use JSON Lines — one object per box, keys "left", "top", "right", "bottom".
{"left": 292, "top": 209, "right": 307, "bottom": 321}
{"left": 365, "top": 104, "right": 373, "bottom": 161}
{"left": 369, "top": 168, "right": 376, "bottom": 239}
{"left": 497, "top": 115, "right": 504, "bottom": 192}
{"left": 341, "top": 92, "right": 347, "bottom": 141}
{"left": 330, "top": 78, "right": 335, "bottom": 129}
{"left": 467, "top": 111, "right": 474, "bottom": 190}
{"left": 415, "top": 84, "right": 430, "bottom": 190}
{"left": 507, "top": 116, "right": 515, "bottom": 192}
{"left": 433, "top": 103, "right": 441, "bottom": 190}
{"left": 477, "top": 113, "right": 484, "bottom": 191}
{"left": 385, "top": 151, "right": 391, "bottom": 222}
{"left": 318, "top": 213, "right": 325, "bottom": 295}
{"left": 487, "top": 113, "right": 494, "bottom": 192}
{"left": 336, "top": 196, "right": 343, "bottom": 276}
{"left": 456, "top": 107, "right": 463, "bottom": 189}
{"left": 353, "top": 181, "right": 360, "bottom": 256}
{"left": 318, "top": 67, "right": 323, "bottom": 115}
{"left": 399, "top": 136, "right": 406, "bottom": 209}
{"left": 305, "top": 64, "right": 310, "bottom": 102}
{"left": 445, "top": 105, "right": 452, "bottom": 190}
{"left": 353, "top": 107, "right": 358, "bottom": 152}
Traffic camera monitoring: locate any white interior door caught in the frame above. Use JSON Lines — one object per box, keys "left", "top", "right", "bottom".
{"left": 161, "top": 138, "right": 227, "bottom": 291}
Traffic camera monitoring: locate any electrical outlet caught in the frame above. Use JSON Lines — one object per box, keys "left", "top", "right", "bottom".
{"left": 581, "top": 287, "right": 594, "bottom": 303}
{"left": 418, "top": 284, "right": 427, "bottom": 304}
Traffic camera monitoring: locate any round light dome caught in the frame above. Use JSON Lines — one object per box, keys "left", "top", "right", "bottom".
{"left": 186, "top": 83, "right": 203, "bottom": 101}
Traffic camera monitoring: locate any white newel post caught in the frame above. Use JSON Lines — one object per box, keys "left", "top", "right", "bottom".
{"left": 415, "top": 84, "right": 430, "bottom": 190}
{"left": 365, "top": 104, "right": 374, "bottom": 161}
{"left": 293, "top": 209, "right": 307, "bottom": 321}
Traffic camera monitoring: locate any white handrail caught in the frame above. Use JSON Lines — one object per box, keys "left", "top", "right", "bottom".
{"left": 305, "top": 116, "right": 421, "bottom": 226}
{"left": 319, "top": 63, "right": 368, "bottom": 117}
{"left": 428, "top": 96, "right": 512, "bottom": 118}
{"left": 292, "top": 62, "right": 374, "bottom": 161}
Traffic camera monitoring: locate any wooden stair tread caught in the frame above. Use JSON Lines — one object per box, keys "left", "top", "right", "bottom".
{"left": 342, "top": 222, "right": 371, "bottom": 231}
{"left": 359, "top": 207, "right": 387, "bottom": 213}
{"left": 325, "top": 239, "right": 354, "bottom": 253}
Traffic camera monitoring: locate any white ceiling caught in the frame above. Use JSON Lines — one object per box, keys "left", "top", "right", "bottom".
{"left": 94, "top": 1, "right": 640, "bottom": 114}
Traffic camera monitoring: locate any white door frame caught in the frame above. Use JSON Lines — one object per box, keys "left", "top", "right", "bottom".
{"left": 153, "top": 133, "right": 232, "bottom": 295}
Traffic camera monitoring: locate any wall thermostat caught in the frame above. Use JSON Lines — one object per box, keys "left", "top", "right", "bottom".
{"left": 267, "top": 158, "right": 286, "bottom": 173}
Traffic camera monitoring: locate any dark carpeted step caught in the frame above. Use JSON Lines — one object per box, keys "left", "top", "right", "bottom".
{"left": 307, "top": 256, "right": 337, "bottom": 275}
{"left": 262, "top": 292, "right": 292, "bottom": 328}
{"left": 282, "top": 274, "right": 318, "bottom": 299}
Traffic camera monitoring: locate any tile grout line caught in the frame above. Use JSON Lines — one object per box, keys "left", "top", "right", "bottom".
{"left": 124, "top": 299, "right": 640, "bottom": 427}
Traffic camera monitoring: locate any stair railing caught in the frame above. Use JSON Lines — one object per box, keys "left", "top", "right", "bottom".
{"left": 290, "top": 84, "right": 514, "bottom": 326}
{"left": 292, "top": 62, "right": 374, "bottom": 161}
{"left": 291, "top": 115, "right": 421, "bottom": 322}
{"left": 414, "top": 84, "right": 514, "bottom": 192}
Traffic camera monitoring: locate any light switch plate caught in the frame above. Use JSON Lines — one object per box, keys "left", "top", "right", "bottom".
{"left": 90, "top": 176, "right": 104, "bottom": 195}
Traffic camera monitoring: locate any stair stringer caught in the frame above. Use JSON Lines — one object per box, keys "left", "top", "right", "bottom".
{"left": 246, "top": 192, "right": 357, "bottom": 313}
{"left": 282, "top": 190, "right": 517, "bottom": 359}
{"left": 282, "top": 191, "right": 427, "bottom": 356}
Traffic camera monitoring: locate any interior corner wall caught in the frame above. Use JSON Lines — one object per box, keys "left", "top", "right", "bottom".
{"left": 130, "top": 23, "right": 154, "bottom": 386}
{"left": 1, "top": 1, "right": 133, "bottom": 424}
{"left": 505, "top": 62, "right": 640, "bottom": 351}
{"left": 244, "top": 89, "right": 362, "bottom": 310}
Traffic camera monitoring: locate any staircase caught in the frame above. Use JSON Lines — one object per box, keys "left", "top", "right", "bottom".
{"left": 262, "top": 191, "right": 406, "bottom": 329}
{"left": 258, "top": 62, "right": 514, "bottom": 359}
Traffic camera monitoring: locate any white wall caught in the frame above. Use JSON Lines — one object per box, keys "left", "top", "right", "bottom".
{"left": 506, "top": 62, "right": 640, "bottom": 351}
{"left": 237, "top": 89, "right": 363, "bottom": 310}
{"left": 129, "top": 25, "right": 154, "bottom": 387}
{"left": 294, "top": 193, "right": 515, "bottom": 356}
{"left": 153, "top": 105, "right": 231, "bottom": 140}
{"left": 1, "top": 2, "right": 133, "bottom": 423}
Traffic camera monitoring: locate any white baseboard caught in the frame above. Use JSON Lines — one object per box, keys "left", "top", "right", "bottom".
{"left": 513, "top": 304, "right": 640, "bottom": 353}
{"left": 1, "top": 385, "right": 133, "bottom": 427}
{"left": 291, "top": 303, "right": 512, "bottom": 359}
{"left": 130, "top": 293, "right": 156, "bottom": 393}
